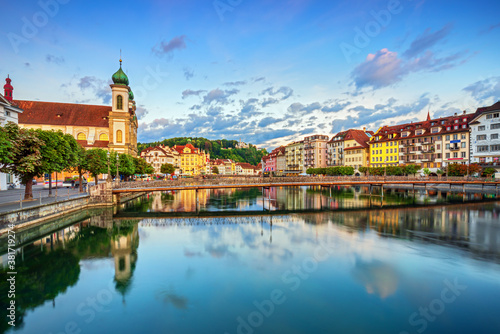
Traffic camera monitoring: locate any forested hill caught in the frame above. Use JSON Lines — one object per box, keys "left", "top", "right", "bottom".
{"left": 137, "top": 137, "right": 268, "bottom": 166}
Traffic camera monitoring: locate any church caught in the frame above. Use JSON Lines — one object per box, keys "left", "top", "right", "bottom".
{"left": 6, "top": 60, "right": 138, "bottom": 157}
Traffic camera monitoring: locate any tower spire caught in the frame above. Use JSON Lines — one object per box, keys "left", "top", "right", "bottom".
{"left": 426, "top": 109, "right": 431, "bottom": 122}
{"left": 4, "top": 75, "right": 13, "bottom": 102}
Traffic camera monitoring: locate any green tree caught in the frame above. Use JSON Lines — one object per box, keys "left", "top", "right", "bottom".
{"left": 36, "top": 130, "right": 79, "bottom": 195}
{"left": 212, "top": 166, "right": 219, "bottom": 175}
{"left": 133, "top": 157, "right": 154, "bottom": 175}
{"left": 161, "top": 163, "right": 175, "bottom": 174}
{"left": 423, "top": 168, "right": 431, "bottom": 177}
{"left": 85, "top": 148, "right": 108, "bottom": 185}
{"left": 483, "top": 167, "right": 496, "bottom": 177}
{"left": 0, "top": 122, "right": 44, "bottom": 200}
{"left": 403, "top": 164, "right": 420, "bottom": 176}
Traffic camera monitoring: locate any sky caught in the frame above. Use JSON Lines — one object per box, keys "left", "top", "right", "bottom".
{"left": 1, "top": 0, "right": 500, "bottom": 149}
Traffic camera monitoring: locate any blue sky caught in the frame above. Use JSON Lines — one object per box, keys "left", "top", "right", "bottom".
{"left": 1, "top": 0, "right": 499, "bottom": 149}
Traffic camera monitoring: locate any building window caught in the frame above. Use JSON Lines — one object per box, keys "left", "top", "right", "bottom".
{"left": 117, "top": 95, "right": 123, "bottom": 110}
{"left": 77, "top": 132, "right": 86, "bottom": 140}
{"left": 99, "top": 133, "right": 109, "bottom": 141}
{"left": 453, "top": 152, "right": 458, "bottom": 158}
{"left": 462, "top": 124, "right": 467, "bottom": 129}
{"left": 5, "top": 111, "right": 11, "bottom": 116}
{"left": 461, "top": 142, "right": 466, "bottom": 148}
{"left": 478, "top": 125, "right": 486, "bottom": 131}
{"left": 491, "top": 145, "right": 500, "bottom": 152}
{"left": 477, "top": 146, "right": 489, "bottom": 152}
{"left": 446, "top": 144, "right": 450, "bottom": 149}
{"left": 461, "top": 134, "right": 466, "bottom": 139}
{"left": 487, "top": 114, "right": 493, "bottom": 119}
{"left": 461, "top": 152, "right": 466, "bottom": 158}
{"left": 477, "top": 135, "right": 487, "bottom": 141}
{"left": 446, "top": 135, "right": 450, "bottom": 141}
{"left": 446, "top": 153, "right": 450, "bottom": 158}
{"left": 492, "top": 134, "right": 499, "bottom": 140}
{"left": 491, "top": 123, "right": 500, "bottom": 130}
{"left": 116, "top": 130, "right": 123, "bottom": 143}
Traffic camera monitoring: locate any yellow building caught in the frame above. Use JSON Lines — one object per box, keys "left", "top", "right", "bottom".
{"left": 369, "top": 130, "right": 400, "bottom": 167}
{"left": 173, "top": 142, "right": 209, "bottom": 175}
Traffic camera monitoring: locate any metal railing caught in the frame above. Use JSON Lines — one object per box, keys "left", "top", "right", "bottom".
{"left": 0, "top": 186, "right": 90, "bottom": 213}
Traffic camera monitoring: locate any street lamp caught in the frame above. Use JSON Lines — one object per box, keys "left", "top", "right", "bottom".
{"left": 107, "top": 151, "right": 111, "bottom": 183}
{"left": 116, "top": 153, "right": 120, "bottom": 182}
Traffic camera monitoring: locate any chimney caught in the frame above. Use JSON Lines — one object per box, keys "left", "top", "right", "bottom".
{"left": 3, "top": 75, "right": 13, "bottom": 102}
{"left": 363, "top": 127, "right": 366, "bottom": 132}
{"left": 454, "top": 113, "right": 457, "bottom": 116}
{"left": 463, "top": 110, "right": 466, "bottom": 115}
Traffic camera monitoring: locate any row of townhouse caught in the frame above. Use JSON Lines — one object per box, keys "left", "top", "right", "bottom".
{"left": 140, "top": 142, "right": 210, "bottom": 175}
{"left": 261, "top": 101, "right": 500, "bottom": 174}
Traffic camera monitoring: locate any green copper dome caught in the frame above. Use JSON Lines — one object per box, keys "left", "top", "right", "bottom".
{"left": 112, "top": 60, "right": 129, "bottom": 86}
{"left": 129, "top": 90, "right": 134, "bottom": 100}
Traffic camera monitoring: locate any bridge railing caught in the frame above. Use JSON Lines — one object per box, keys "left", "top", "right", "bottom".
{"left": 111, "top": 175, "right": 498, "bottom": 189}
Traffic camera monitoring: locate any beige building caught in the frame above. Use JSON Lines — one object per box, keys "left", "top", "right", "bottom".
{"left": 285, "top": 141, "right": 304, "bottom": 175}
{"left": 342, "top": 129, "right": 371, "bottom": 170}
{"left": 140, "top": 145, "right": 180, "bottom": 174}
{"left": 304, "top": 135, "right": 329, "bottom": 169}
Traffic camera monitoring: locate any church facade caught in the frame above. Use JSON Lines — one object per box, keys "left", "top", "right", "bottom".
{"left": 8, "top": 60, "right": 138, "bottom": 157}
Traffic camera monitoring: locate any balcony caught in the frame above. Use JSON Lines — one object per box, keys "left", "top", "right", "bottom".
{"left": 449, "top": 146, "right": 460, "bottom": 151}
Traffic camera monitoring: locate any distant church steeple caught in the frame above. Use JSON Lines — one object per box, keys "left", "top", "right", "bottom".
{"left": 426, "top": 110, "right": 431, "bottom": 122}
{"left": 4, "top": 75, "right": 13, "bottom": 102}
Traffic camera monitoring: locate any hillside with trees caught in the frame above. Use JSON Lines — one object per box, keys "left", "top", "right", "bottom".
{"left": 138, "top": 137, "right": 268, "bottom": 166}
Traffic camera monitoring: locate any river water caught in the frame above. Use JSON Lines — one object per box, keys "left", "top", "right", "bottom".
{"left": 1, "top": 186, "right": 500, "bottom": 334}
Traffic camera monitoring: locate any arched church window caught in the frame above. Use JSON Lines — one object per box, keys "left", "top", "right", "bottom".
{"left": 77, "top": 132, "right": 86, "bottom": 140}
{"left": 99, "top": 133, "right": 109, "bottom": 141}
{"left": 117, "top": 95, "right": 123, "bottom": 110}
{"left": 116, "top": 130, "right": 123, "bottom": 143}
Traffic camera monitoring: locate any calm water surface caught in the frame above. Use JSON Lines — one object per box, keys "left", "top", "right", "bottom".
{"left": 1, "top": 187, "right": 500, "bottom": 334}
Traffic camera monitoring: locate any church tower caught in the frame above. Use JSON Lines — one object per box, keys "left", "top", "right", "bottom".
{"left": 4, "top": 75, "right": 13, "bottom": 102}
{"left": 108, "top": 59, "right": 138, "bottom": 156}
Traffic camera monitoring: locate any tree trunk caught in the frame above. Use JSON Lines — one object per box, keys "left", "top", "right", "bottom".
{"left": 48, "top": 173, "right": 52, "bottom": 196}
{"left": 94, "top": 174, "right": 98, "bottom": 186}
{"left": 24, "top": 178, "right": 33, "bottom": 200}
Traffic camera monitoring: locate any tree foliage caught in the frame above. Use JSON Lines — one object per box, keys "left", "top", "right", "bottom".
{"left": 85, "top": 148, "right": 109, "bottom": 185}
{"left": 446, "top": 163, "right": 482, "bottom": 176}
{"left": 0, "top": 123, "right": 44, "bottom": 199}
{"left": 306, "top": 167, "right": 355, "bottom": 176}
{"left": 133, "top": 157, "right": 154, "bottom": 175}
{"left": 212, "top": 166, "right": 219, "bottom": 175}
{"left": 160, "top": 163, "right": 175, "bottom": 174}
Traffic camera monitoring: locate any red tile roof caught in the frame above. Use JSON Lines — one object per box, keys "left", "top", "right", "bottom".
{"left": 370, "top": 113, "right": 475, "bottom": 144}
{"left": 15, "top": 100, "right": 111, "bottom": 127}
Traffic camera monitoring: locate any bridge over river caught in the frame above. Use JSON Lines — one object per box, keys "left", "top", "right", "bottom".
{"left": 111, "top": 176, "right": 500, "bottom": 195}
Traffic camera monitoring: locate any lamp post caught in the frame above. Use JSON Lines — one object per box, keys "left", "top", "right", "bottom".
{"left": 116, "top": 153, "right": 120, "bottom": 183}
{"left": 107, "top": 151, "right": 111, "bottom": 183}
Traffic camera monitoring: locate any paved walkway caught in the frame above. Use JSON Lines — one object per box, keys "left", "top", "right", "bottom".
{"left": 0, "top": 185, "right": 89, "bottom": 214}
